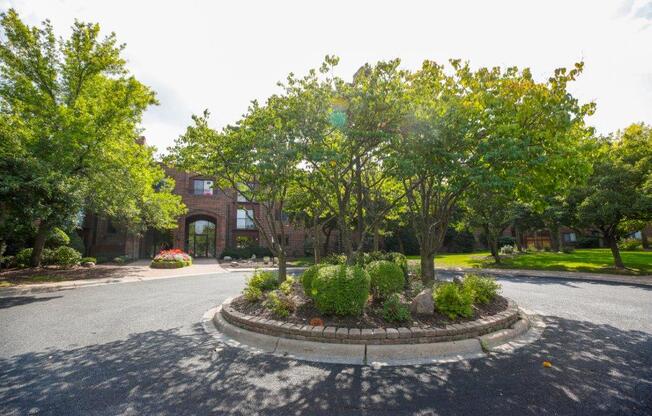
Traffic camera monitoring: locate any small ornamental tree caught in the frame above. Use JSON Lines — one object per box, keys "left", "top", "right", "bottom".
{"left": 0, "top": 10, "right": 185, "bottom": 266}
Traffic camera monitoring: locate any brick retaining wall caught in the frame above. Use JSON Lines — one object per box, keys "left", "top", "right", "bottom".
{"left": 221, "top": 299, "right": 521, "bottom": 345}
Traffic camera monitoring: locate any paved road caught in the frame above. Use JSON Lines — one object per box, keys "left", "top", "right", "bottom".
{"left": 1, "top": 271, "right": 651, "bottom": 415}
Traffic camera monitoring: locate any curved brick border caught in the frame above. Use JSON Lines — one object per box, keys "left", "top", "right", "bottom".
{"left": 221, "top": 298, "right": 521, "bottom": 345}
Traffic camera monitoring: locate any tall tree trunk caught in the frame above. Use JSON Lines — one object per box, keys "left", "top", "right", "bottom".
{"left": 313, "top": 221, "right": 321, "bottom": 264}
{"left": 31, "top": 222, "right": 50, "bottom": 267}
{"left": 277, "top": 250, "right": 287, "bottom": 282}
{"left": 605, "top": 235, "right": 625, "bottom": 269}
{"left": 514, "top": 227, "right": 523, "bottom": 252}
{"left": 398, "top": 234, "right": 405, "bottom": 254}
{"left": 420, "top": 248, "right": 435, "bottom": 285}
{"left": 323, "top": 227, "right": 332, "bottom": 257}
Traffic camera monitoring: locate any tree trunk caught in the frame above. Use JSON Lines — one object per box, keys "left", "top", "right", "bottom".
{"left": 313, "top": 222, "right": 321, "bottom": 264}
{"left": 398, "top": 235, "right": 405, "bottom": 254}
{"left": 323, "top": 227, "right": 332, "bottom": 257}
{"left": 277, "top": 250, "right": 287, "bottom": 282}
{"left": 514, "top": 227, "right": 523, "bottom": 252}
{"left": 557, "top": 230, "right": 564, "bottom": 252}
{"left": 373, "top": 224, "right": 380, "bottom": 252}
{"left": 606, "top": 235, "right": 625, "bottom": 269}
{"left": 489, "top": 237, "right": 500, "bottom": 264}
{"left": 31, "top": 222, "right": 50, "bottom": 267}
{"left": 641, "top": 229, "right": 650, "bottom": 249}
{"left": 420, "top": 249, "right": 435, "bottom": 285}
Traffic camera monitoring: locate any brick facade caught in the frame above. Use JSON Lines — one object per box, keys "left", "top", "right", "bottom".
{"left": 83, "top": 166, "right": 320, "bottom": 259}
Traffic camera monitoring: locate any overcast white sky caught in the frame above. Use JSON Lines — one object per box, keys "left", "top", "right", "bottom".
{"left": 2, "top": 0, "right": 651, "bottom": 153}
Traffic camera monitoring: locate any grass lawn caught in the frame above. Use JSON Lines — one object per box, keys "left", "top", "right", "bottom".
{"left": 407, "top": 249, "right": 652, "bottom": 275}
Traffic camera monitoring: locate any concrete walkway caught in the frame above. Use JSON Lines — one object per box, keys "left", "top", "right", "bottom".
{"left": 445, "top": 266, "right": 652, "bottom": 287}
{"left": 0, "top": 258, "right": 226, "bottom": 295}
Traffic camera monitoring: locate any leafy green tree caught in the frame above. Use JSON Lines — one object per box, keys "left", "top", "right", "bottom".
{"left": 566, "top": 124, "right": 652, "bottom": 269}
{"left": 169, "top": 96, "right": 300, "bottom": 281}
{"left": 0, "top": 10, "right": 185, "bottom": 266}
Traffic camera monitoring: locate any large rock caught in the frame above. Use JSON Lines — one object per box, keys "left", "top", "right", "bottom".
{"left": 409, "top": 289, "right": 435, "bottom": 315}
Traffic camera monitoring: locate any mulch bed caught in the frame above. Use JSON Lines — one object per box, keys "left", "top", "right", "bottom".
{"left": 0, "top": 264, "right": 137, "bottom": 285}
{"left": 230, "top": 283, "right": 508, "bottom": 329}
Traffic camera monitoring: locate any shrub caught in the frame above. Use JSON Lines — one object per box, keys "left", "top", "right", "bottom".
{"left": 221, "top": 246, "right": 273, "bottom": 259}
{"left": 279, "top": 276, "right": 295, "bottom": 295}
{"left": 264, "top": 290, "right": 295, "bottom": 318}
{"left": 243, "top": 285, "right": 263, "bottom": 302}
{"left": 366, "top": 260, "right": 404, "bottom": 299}
{"left": 81, "top": 257, "right": 97, "bottom": 264}
{"left": 45, "top": 227, "right": 70, "bottom": 248}
{"left": 52, "top": 246, "right": 82, "bottom": 267}
{"left": 576, "top": 235, "right": 600, "bottom": 248}
{"left": 433, "top": 282, "right": 474, "bottom": 320}
{"left": 562, "top": 246, "right": 575, "bottom": 254}
{"left": 300, "top": 264, "right": 326, "bottom": 297}
{"left": 500, "top": 244, "right": 514, "bottom": 255}
{"left": 462, "top": 273, "right": 501, "bottom": 304}
{"left": 618, "top": 238, "right": 642, "bottom": 251}
{"left": 321, "top": 253, "right": 346, "bottom": 265}
{"left": 246, "top": 270, "right": 279, "bottom": 292}
{"left": 312, "top": 265, "right": 370, "bottom": 316}
{"left": 40, "top": 248, "right": 55, "bottom": 265}
{"left": 0, "top": 255, "right": 16, "bottom": 269}
{"left": 15, "top": 248, "right": 33, "bottom": 267}
{"left": 382, "top": 294, "right": 411, "bottom": 323}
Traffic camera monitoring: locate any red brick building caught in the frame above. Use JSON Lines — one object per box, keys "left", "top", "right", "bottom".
{"left": 82, "top": 167, "right": 315, "bottom": 259}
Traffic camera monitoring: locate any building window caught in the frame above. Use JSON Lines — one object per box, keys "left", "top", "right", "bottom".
{"left": 236, "top": 183, "right": 251, "bottom": 202}
{"left": 193, "top": 179, "right": 214, "bottom": 195}
{"left": 237, "top": 209, "right": 255, "bottom": 229}
{"left": 563, "top": 232, "right": 577, "bottom": 243}
{"left": 629, "top": 231, "right": 642, "bottom": 240}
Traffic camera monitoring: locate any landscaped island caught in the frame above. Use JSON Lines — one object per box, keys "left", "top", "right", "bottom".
{"left": 229, "top": 252, "right": 509, "bottom": 333}
{"left": 150, "top": 249, "right": 192, "bottom": 269}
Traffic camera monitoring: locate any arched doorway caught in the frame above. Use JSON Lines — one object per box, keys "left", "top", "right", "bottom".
{"left": 185, "top": 216, "right": 217, "bottom": 258}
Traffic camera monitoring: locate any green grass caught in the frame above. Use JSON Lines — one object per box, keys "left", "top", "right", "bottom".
{"left": 408, "top": 249, "right": 652, "bottom": 275}
{"left": 287, "top": 257, "right": 315, "bottom": 267}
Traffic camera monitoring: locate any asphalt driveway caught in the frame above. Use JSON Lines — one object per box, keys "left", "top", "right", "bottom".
{"left": 1, "top": 271, "right": 651, "bottom": 415}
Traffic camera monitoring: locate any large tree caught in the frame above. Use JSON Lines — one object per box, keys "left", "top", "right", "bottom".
{"left": 169, "top": 94, "right": 301, "bottom": 281}
{"left": 397, "top": 60, "right": 593, "bottom": 282}
{"left": 0, "top": 10, "right": 185, "bottom": 265}
{"left": 566, "top": 123, "right": 652, "bottom": 269}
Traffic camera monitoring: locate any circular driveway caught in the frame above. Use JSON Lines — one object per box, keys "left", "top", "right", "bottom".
{"left": 1, "top": 271, "right": 651, "bottom": 415}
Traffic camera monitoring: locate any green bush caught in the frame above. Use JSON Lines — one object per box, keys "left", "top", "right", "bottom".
{"left": 221, "top": 246, "right": 273, "bottom": 259}
{"left": 562, "top": 246, "right": 575, "bottom": 254}
{"left": 15, "top": 248, "right": 33, "bottom": 267}
{"left": 497, "top": 236, "right": 516, "bottom": 248}
{"left": 618, "top": 238, "right": 642, "bottom": 251}
{"left": 81, "top": 257, "right": 97, "bottom": 264}
{"left": 462, "top": 273, "right": 500, "bottom": 305}
{"left": 312, "top": 265, "right": 370, "bottom": 316}
{"left": 264, "top": 290, "right": 294, "bottom": 318}
{"left": 433, "top": 282, "right": 474, "bottom": 320}
{"left": 52, "top": 246, "right": 82, "bottom": 267}
{"left": 321, "top": 253, "right": 346, "bottom": 265}
{"left": 243, "top": 285, "right": 263, "bottom": 302}
{"left": 246, "top": 270, "right": 279, "bottom": 293}
{"left": 45, "top": 227, "right": 70, "bottom": 248}
{"left": 366, "top": 260, "right": 404, "bottom": 299}
{"left": 301, "top": 264, "right": 326, "bottom": 297}
{"left": 150, "top": 260, "right": 189, "bottom": 268}
{"left": 382, "top": 294, "right": 411, "bottom": 323}
{"left": 279, "top": 276, "right": 295, "bottom": 295}
{"left": 40, "top": 248, "right": 55, "bottom": 265}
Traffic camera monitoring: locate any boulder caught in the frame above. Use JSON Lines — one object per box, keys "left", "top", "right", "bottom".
{"left": 453, "top": 275, "right": 464, "bottom": 285}
{"left": 223, "top": 256, "right": 232, "bottom": 261}
{"left": 81, "top": 262, "right": 95, "bottom": 268}
{"left": 230, "top": 261, "right": 239, "bottom": 267}
{"left": 409, "top": 289, "right": 435, "bottom": 315}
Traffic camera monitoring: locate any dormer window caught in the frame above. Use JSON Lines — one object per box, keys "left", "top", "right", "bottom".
{"left": 193, "top": 179, "right": 214, "bottom": 196}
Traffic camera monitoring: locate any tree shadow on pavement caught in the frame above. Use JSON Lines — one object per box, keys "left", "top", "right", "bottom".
{"left": 0, "top": 295, "right": 63, "bottom": 309}
{"left": 1, "top": 318, "right": 650, "bottom": 416}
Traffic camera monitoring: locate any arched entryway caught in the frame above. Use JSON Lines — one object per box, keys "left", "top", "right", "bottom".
{"left": 185, "top": 215, "right": 217, "bottom": 258}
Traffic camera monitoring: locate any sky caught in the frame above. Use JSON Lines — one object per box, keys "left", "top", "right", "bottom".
{"left": 2, "top": 0, "right": 651, "bottom": 154}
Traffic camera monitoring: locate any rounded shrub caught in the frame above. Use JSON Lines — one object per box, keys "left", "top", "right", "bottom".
{"left": 52, "top": 246, "right": 82, "bottom": 267}
{"left": 462, "top": 273, "right": 501, "bottom": 304}
{"left": 15, "top": 248, "right": 33, "bottom": 267}
{"left": 45, "top": 227, "right": 70, "bottom": 248}
{"left": 264, "top": 290, "right": 295, "bottom": 318}
{"left": 247, "top": 270, "right": 279, "bottom": 291}
{"left": 300, "top": 264, "right": 326, "bottom": 297}
{"left": 81, "top": 257, "right": 97, "bottom": 264}
{"left": 433, "top": 282, "right": 474, "bottom": 320}
{"left": 366, "top": 260, "right": 404, "bottom": 299}
{"left": 312, "top": 265, "right": 370, "bottom": 316}
{"left": 243, "top": 285, "right": 263, "bottom": 302}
